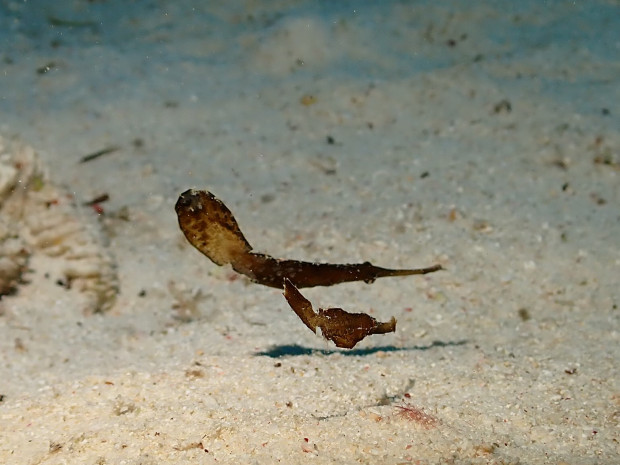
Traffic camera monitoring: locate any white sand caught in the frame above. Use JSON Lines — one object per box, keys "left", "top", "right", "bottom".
{"left": 1, "top": 1, "right": 618, "bottom": 463}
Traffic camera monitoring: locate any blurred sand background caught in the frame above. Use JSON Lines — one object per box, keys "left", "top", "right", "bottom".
{"left": 0, "top": 1, "right": 619, "bottom": 463}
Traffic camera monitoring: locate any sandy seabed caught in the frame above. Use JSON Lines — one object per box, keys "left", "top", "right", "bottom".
{"left": 0, "top": 1, "right": 618, "bottom": 464}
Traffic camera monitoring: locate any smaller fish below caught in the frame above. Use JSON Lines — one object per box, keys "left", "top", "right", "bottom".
{"left": 283, "top": 278, "right": 396, "bottom": 349}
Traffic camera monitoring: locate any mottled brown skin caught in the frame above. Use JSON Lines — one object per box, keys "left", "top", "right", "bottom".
{"left": 283, "top": 278, "right": 396, "bottom": 348}
{"left": 175, "top": 189, "right": 442, "bottom": 289}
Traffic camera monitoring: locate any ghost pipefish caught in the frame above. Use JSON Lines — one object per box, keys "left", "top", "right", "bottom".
{"left": 175, "top": 189, "right": 442, "bottom": 289}
{"left": 283, "top": 278, "right": 397, "bottom": 349}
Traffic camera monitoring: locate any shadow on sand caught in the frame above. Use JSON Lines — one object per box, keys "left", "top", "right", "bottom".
{"left": 255, "top": 339, "right": 468, "bottom": 358}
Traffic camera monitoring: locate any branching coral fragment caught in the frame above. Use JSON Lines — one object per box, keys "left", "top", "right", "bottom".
{"left": 0, "top": 137, "right": 118, "bottom": 312}
{"left": 283, "top": 278, "right": 396, "bottom": 348}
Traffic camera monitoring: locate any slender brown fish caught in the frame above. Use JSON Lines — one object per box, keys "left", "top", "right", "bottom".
{"left": 283, "top": 278, "right": 396, "bottom": 348}
{"left": 175, "top": 189, "right": 442, "bottom": 289}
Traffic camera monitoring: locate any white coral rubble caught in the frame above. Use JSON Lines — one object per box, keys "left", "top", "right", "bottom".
{"left": 0, "top": 136, "right": 118, "bottom": 313}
